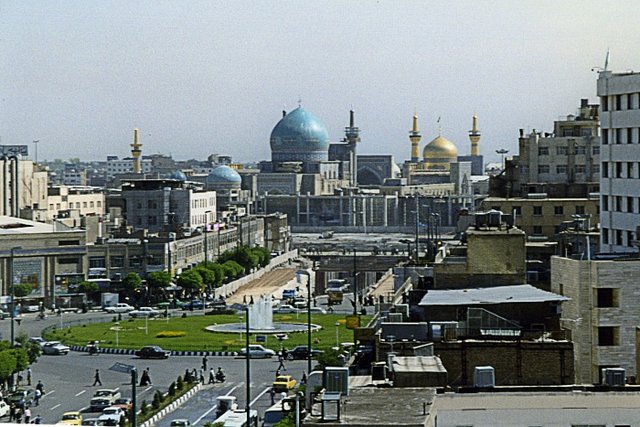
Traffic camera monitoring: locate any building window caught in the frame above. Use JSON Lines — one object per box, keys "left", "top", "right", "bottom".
{"left": 513, "top": 206, "right": 522, "bottom": 216}
{"left": 532, "top": 225, "right": 543, "bottom": 235}
{"left": 598, "top": 326, "right": 619, "bottom": 346}
{"left": 556, "top": 146, "right": 568, "bottom": 155}
{"left": 533, "top": 206, "right": 543, "bottom": 216}
{"left": 90, "top": 201, "right": 94, "bottom": 208}
{"left": 629, "top": 94, "right": 634, "bottom": 109}
{"left": 616, "top": 94, "right": 622, "bottom": 110}
{"left": 616, "top": 196, "right": 623, "bottom": 212}
{"left": 596, "top": 288, "right": 618, "bottom": 308}
{"left": 628, "top": 197, "right": 634, "bottom": 213}
{"left": 538, "top": 147, "right": 549, "bottom": 156}
{"left": 601, "top": 95, "right": 608, "bottom": 111}
{"left": 616, "top": 229, "right": 623, "bottom": 245}
{"left": 593, "top": 163, "right": 600, "bottom": 174}
{"left": 89, "top": 256, "right": 106, "bottom": 268}
{"left": 628, "top": 128, "right": 633, "bottom": 144}
{"left": 575, "top": 165, "right": 585, "bottom": 174}
{"left": 628, "top": 231, "right": 635, "bottom": 247}
{"left": 538, "top": 165, "right": 549, "bottom": 174}
{"left": 602, "top": 162, "right": 608, "bottom": 178}
{"left": 616, "top": 128, "right": 623, "bottom": 144}
{"left": 593, "top": 145, "right": 600, "bottom": 155}
{"left": 556, "top": 165, "right": 567, "bottom": 174}
{"left": 575, "top": 146, "right": 586, "bottom": 155}
{"left": 575, "top": 205, "right": 585, "bottom": 215}
{"left": 628, "top": 162, "right": 634, "bottom": 178}
{"left": 554, "top": 206, "right": 564, "bottom": 215}
{"left": 601, "top": 196, "right": 607, "bottom": 212}
{"left": 110, "top": 256, "right": 125, "bottom": 268}
{"left": 603, "top": 227, "right": 609, "bottom": 244}
{"left": 602, "top": 129, "right": 608, "bottom": 145}
{"left": 616, "top": 162, "right": 623, "bottom": 178}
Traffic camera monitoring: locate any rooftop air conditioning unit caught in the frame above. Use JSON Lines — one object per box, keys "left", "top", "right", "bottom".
{"left": 602, "top": 368, "right": 625, "bottom": 386}
{"left": 474, "top": 366, "right": 495, "bottom": 388}
{"left": 527, "top": 193, "right": 548, "bottom": 199}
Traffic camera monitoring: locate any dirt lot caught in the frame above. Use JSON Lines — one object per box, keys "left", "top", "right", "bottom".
{"left": 225, "top": 268, "right": 297, "bottom": 304}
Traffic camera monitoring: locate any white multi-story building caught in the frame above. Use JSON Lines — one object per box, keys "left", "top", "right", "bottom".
{"left": 597, "top": 71, "right": 640, "bottom": 252}
{"left": 106, "top": 157, "right": 152, "bottom": 178}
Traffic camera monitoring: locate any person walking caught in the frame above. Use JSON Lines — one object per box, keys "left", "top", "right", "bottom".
{"left": 34, "top": 388, "right": 41, "bottom": 406}
{"left": 277, "top": 354, "right": 286, "bottom": 372}
{"left": 199, "top": 369, "right": 205, "bottom": 384}
{"left": 93, "top": 369, "right": 102, "bottom": 386}
{"left": 208, "top": 368, "right": 215, "bottom": 384}
{"left": 9, "top": 403, "right": 15, "bottom": 422}
{"left": 26, "top": 367, "right": 32, "bottom": 386}
{"left": 24, "top": 407, "right": 31, "bottom": 424}
{"left": 269, "top": 387, "right": 275, "bottom": 405}
{"left": 202, "top": 355, "right": 208, "bottom": 371}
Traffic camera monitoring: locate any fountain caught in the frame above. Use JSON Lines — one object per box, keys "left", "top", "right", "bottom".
{"left": 205, "top": 294, "right": 320, "bottom": 334}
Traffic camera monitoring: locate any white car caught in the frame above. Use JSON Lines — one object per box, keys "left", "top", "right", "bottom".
{"left": 104, "top": 303, "right": 134, "bottom": 314}
{"left": 42, "top": 341, "right": 71, "bottom": 355}
{"left": 128, "top": 307, "right": 159, "bottom": 318}
{"left": 238, "top": 344, "right": 276, "bottom": 358}
{"left": 0, "top": 400, "right": 9, "bottom": 417}
{"left": 98, "top": 407, "right": 125, "bottom": 424}
{"left": 273, "top": 304, "right": 297, "bottom": 314}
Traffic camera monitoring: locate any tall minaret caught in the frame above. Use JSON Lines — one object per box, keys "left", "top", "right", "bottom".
{"left": 468, "top": 114, "right": 481, "bottom": 156}
{"left": 344, "top": 110, "right": 360, "bottom": 187}
{"left": 131, "top": 128, "right": 143, "bottom": 173}
{"left": 409, "top": 113, "right": 422, "bottom": 163}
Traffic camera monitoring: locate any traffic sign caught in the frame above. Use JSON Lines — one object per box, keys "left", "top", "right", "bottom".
{"left": 109, "top": 362, "right": 135, "bottom": 374}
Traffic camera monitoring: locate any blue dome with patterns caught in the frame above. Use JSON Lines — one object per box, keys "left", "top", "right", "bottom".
{"left": 270, "top": 107, "right": 330, "bottom": 162}
{"left": 206, "top": 165, "right": 241, "bottom": 184}
{"left": 171, "top": 170, "right": 187, "bottom": 181}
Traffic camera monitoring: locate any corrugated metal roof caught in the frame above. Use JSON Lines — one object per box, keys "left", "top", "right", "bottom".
{"left": 418, "top": 284, "right": 569, "bottom": 306}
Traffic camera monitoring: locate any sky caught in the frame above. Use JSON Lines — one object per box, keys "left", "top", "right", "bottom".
{"left": 2, "top": 1, "right": 640, "bottom": 165}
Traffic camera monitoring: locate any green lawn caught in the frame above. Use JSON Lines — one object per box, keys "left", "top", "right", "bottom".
{"left": 44, "top": 313, "right": 370, "bottom": 353}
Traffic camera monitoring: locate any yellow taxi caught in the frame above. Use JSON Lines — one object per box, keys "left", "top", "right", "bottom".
{"left": 57, "top": 411, "right": 83, "bottom": 425}
{"left": 272, "top": 375, "right": 297, "bottom": 392}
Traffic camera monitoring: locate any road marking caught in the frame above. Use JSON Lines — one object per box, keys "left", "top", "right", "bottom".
{"left": 46, "top": 389, "right": 55, "bottom": 395}
{"left": 50, "top": 404, "right": 61, "bottom": 410}
{"left": 144, "top": 386, "right": 153, "bottom": 392}
{"left": 249, "top": 386, "right": 270, "bottom": 407}
{"left": 192, "top": 384, "right": 242, "bottom": 426}
{"left": 79, "top": 406, "right": 89, "bottom": 412}
{"left": 75, "top": 390, "right": 86, "bottom": 397}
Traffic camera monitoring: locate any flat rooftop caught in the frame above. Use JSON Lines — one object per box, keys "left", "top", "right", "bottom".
{"left": 419, "top": 284, "right": 569, "bottom": 306}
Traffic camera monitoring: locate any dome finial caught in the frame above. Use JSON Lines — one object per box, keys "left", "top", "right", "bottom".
{"left": 437, "top": 116, "right": 442, "bottom": 136}
{"left": 297, "top": 96, "right": 302, "bottom": 108}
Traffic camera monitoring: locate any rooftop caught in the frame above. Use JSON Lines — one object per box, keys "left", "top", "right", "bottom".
{"left": 418, "top": 284, "right": 569, "bottom": 306}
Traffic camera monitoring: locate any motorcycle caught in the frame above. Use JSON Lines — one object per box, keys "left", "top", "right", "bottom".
{"left": 215, "top": 371, "right": 226, "bottom": 383}
{"left": 87, "top": 340, "right": 99, "bottom": 355}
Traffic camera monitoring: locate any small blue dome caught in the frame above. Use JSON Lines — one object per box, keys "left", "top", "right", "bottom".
{"left": 206, "top": 165, "right": 241, "bottom": 184}
{"left": 270, "top": 107, "right": 330, "bottom": 162}
{"left": 171, "top": 170, "right": 187, "bottom": 181}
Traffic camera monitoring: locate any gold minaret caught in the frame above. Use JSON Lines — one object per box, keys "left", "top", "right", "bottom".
{"left": 409, "top": 113, "right": 422, "bottom": 163}
{"left": 468, "top": 114, "right": 481, "bottom": 156}
{"left": 130, "top": 128, "right": 143, "bottom": 173}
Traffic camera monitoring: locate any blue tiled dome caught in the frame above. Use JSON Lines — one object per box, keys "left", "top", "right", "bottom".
{"left": 270, "top": 107, "right": 330, "bottom": 162}
{"left": 206, "top": 165, "right": 241, "bottom": 184}
{"left": 171, "top": 170, "right": 187, "bottom": 181}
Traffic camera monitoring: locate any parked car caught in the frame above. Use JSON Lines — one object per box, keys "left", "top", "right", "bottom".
{"left": 273, "top": 304, "right": 297, "bottom": 314}
{"left": 8, "top": 389, "right": 35, "bottom": 407}
{"left": 90, "top": 389, "right": 121, "bottom": 412}
{"left": 286, "top": 345, "right": 324, "bottom": 360}
{"left": 98, "top": 407, "right": 125, "bottom": 425}
{"left": 272, "top": 375, "right": 297, "bottom": 392}
{"left": 0, "top": 400, "right": 9, "bottom": 417}
{"left": 112, "top": 398, "right": 132, "bottom": 414}
{"left": 0, "top": 309, "right": 9, "bottom": 319}
{"left": 309, "top": 307, "right": 327, "bottom": 314}
{"left": 104, "top": 303, "right": 134, "bottom": 314}
{"left": 170, "top": 420, "right": 191, "bottom": 427}
{"left": 238, "top": 345, "right": 276, "bottom": 358}
{"left": 81, "top": 418, "right": 104, "bottom": 426}
{"left": 29, "top": 336, "right": 47, "bottom": 348}
{"left": 58, "top": 411, "right": 83, "bottom": 425}
{"left": 128, "top": 307, "right": 159, "bottom": 318}
{"left": 181, "top": 300, "right": 205, "bottom": 310}
{"left": 42, "top": 341, "right": 71, "bottom": 355}
{"left": 135, "top": 345, "right": 170, "bottom": 359}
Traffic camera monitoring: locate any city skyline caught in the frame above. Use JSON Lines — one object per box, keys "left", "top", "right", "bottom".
{"left": 2, "top": 1, "right": 640, "bottom": 164}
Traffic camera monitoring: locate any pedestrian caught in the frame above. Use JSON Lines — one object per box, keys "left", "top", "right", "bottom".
{"left": 9, "top": 403, "right": 15, "bottom": 422}
{"left": 269, "top": 387, "right": 275, "bottom": 405}
{"left": 184, "top": 369, "right": 192, "bottom": 382}
{"left": 202, "top": 355, "right": 208, "bottom": 371}
{"left": 16, "top": 372, "right": 23, "bottom": 386}
{"left": 277, "top": 354, "right": 286, "bottom": 372}
{"left": 301, "top": 371, "right": 307, "bottom": 384}
{"left": 93, "top": 369, "right": 102, "bottom": 386}
{"left": 34, "top": 388, "right": 41, "bottom": 406}
{"left": 15, "top": 406, "right": 22, "bottom": 424}
{"left": 208, "top": 368, "right": 215, "bottom": 384}
{"left": 34, "top": 414, "right": 42, "bottom": 424}
{"left": 27, "top": 367, "right": 32, "bottom": 386}
{"left": 199, "top": 369, "right": 205, "bottom": 384}
{"left": 24, "top": 407, "right": 31, "bottom": 424}
{"left": 36, "top": 380, "right": 44, "bottom": 394}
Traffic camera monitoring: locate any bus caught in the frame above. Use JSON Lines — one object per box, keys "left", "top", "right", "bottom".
{"left": 212, "top": 409, "right": 258, "bottom": 427}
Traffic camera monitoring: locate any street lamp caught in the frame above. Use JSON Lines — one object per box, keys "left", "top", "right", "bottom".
{"left": 245, "top": 305, "right": 251, "bottom": 421}
{"left": 496, "top": 148, "right": 509, "bottom": 170}
{"left": 296, "top": 270, "right": 312, "bottom": 375}
{"left": 10, "top": 247, "right": 21, "bottom": 347}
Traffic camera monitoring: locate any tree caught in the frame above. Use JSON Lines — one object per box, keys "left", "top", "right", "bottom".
{"left": 122, "top": 272, "right": 142, "bottom": 293}
{"left": 194, "top": 266, "right": 215, "bottom": 287}
{"left": 11, "top": 348, "right": 29, "bottom": 372}
{"left": 78, "top": 281, "right": 99, "bottom": 294}
{"left": 0, "top": 351, "right": 16, "bottom": 384}
{"left": 222, "top": 260, "right": 243, "bottom": 280}
{"left": 15, "top": 333, "right": 40, "bottom": 364}
{"left": 204, "top": 263, "right": 224, "bottom": 286}
{"left": 147, "top": 271, "right": 172, "bottom": 290}
{"left": 176, "top": 269, "right": 203, "bottom": 293}
{"left": 251, "top": 247, "right": 271, "bottom": 267}
{"left": 219, "top": 247, "right": 259, "bottom": 273}
{"left": 315, "top": 347, "right": 344, "bottom": 370}
{"left": 13, "top": 283, "right": 33, "bottom": 298}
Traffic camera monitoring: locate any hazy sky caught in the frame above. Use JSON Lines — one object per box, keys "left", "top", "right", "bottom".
{"left": 2, "top": 1, "right": 640, "bottom": 164}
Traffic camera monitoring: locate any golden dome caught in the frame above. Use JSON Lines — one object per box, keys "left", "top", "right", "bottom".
{"left": 423, "top": 135, "right": 458, "bottom": 159}
{"left": 422, "top": 135, "right": 458, "bottom": 171}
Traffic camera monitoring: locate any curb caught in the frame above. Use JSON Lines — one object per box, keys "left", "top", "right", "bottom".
{"left": 139, "top": 383, "right": 202, "bottom": 427}
{"left": 70, "top": 346, "right": 238, "bottom": 357}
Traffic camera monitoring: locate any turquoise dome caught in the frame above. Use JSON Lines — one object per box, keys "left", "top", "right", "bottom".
{"left": 171, "top": 170, "right": 187, "bottom": 181}
{"left": 206, "top": 165, "right": 241, "bottom": 184}
{"left": 270, "top": 107, "right": 330, "bottom": 162}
